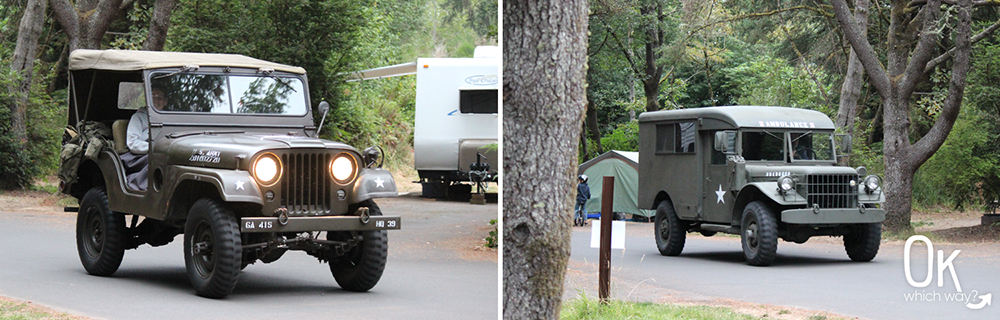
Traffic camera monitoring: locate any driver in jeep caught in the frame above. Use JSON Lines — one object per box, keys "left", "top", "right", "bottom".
{"left": 121, "top": 86, "right": 167, "bottom": 190}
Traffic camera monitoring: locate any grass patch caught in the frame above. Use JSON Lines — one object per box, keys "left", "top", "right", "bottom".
{"left": 910, "top": 220, "right": 934, "bottom": 229}
{"left": 882, "top": 228, "right": 942, "bottom": 242}
{"left": 0, "top": 299, "right": 78, "bottom": 320}
{"left": 560, "top": 297, "right": 759, "bottom": 320}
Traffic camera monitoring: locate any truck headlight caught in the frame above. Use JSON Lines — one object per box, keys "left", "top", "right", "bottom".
{"left": 330, "top": 153, "right": 357, "bottom": 184}
{"left": 864, "top": 175, "right": 881, "bottom": 193}
{"left": 778, "top": 175, "right": 795, "bottom": 194}
{"left": 252, "top": 153, "right": 282, "bottom": 187}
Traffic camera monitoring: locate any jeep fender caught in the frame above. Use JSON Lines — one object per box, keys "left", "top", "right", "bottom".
{"left": 171, "top": 166, "right": 263, "bottom": 205}
{"left": 731, "top": 182, "right": 806, "bottom": 224}
{"left": 351, "top": 168, "right": 398, "bottom": 203}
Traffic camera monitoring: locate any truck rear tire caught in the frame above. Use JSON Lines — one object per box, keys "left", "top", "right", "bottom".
{"left": 76, "top": 187, "right": 126, "bottom": 276}
{"left": 741, "top": 201, "right": 778, "bottom": 266}
{"left": 328, "top": 200, "right": 388, "bottom": 292}
{"left": 844, "top": 223, "right": 881, "bottom": 262}
{"left": 654, "top": 200, "right": 686, "bottom": 256}
{"left": 184, "top": 198, "right": 242, "bottom": 298}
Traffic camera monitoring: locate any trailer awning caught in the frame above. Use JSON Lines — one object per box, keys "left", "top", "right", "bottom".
{"left": 344, "top": 62, "right": 418, "bottom": 82}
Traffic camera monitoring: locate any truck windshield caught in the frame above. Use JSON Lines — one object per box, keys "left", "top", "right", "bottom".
{"left": 149, "top": 72, "right": 307, "bottom": 115}
{"left": 742, "top": 131, "right": 785, "bottom": 161}
{"left": 790, "top": 132, "right": 835, "bottom": 161}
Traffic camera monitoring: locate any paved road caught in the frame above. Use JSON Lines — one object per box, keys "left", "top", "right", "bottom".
{"left": 0, "top": 196, "right": 498, "bottom": 320}
{"left": 565, "top": 222, "right": 1000, "bottom": 319}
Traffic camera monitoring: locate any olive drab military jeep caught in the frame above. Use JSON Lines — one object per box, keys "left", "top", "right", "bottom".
{"left": 58, "top": 50, "right": 401, "bottom": 298}
{"left": 638, "top": 106, "right": 885, "bottom": 266}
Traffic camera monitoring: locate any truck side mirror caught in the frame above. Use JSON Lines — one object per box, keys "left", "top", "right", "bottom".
{"left": 837, "top": 134, "right": 852, "bottom": 154}
{"left": 715, "top": 131, "right": 737, "bottom": 154}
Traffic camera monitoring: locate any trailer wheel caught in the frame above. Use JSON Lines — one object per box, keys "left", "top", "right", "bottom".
{"left": 328, "top": 200, "right": 388, "bottom": 292}
{"left": 76, "top": 187, "right": 126, "bottom": 276}
{"left": 844, "top": 223, "right": 881, "bottom": 262}
{"left": 184, "top": 198, "right": 242, "bottom": 298}
{"left": 654, "top": 200, "right": 686, "bottom": 256}
{"left": 741, "top": 201, "right": 778, "bottom": 266}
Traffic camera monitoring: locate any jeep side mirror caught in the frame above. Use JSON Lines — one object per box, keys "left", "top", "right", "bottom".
{"left": 715, "top": 131, "right": 737, "bottom": 154}
{"left": 837, "top": 134, "right": 852, "bottom": 154}
{"left": 315, "top": 101, "right": 330, "bottom": 137}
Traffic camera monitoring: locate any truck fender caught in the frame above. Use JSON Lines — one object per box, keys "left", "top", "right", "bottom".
{"left": 351, "top": 168, "right": 398, "bottom": 203}
{"left": 172, "top": 166, "right": 263, "bottom": 205}
{"left": 732, "top": 182, "right": 806, "bottom": 224}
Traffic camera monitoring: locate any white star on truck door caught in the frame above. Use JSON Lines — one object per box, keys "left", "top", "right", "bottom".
{"left": 716, "top": 185, "right": 726, "bottom": 203}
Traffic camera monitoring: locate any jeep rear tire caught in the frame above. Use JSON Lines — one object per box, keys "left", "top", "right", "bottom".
{"left": 184, "top": 198, "right": 242, "bottom": 298}
{"left": 844, "top": 223, "right": 881, "bottom": 262}
{"left": 76, "top": 187, "right": 126, "bottom": 276}
{"left": 741, "top": 201, "right": 778, "bottom": 266}
{"left": 654, "top": 200, "right": 686, "bottom": 256}
{"left": 328, "top": 200, "right": 388, "bottom": 292}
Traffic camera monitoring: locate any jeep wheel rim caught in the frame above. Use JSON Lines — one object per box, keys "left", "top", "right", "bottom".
{"left": 191, "top": 221, "right": 215, "bottom": 278}
{"left": 84, "top": 209, "right": 104, "bottom": 257}
{"left": 659, "top": 219, "right": 670, "bottom": 241}
{"left": 746, "top": 220, "right": 759, "bottom": 253}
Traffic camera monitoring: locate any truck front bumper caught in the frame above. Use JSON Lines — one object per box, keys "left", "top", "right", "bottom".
{"left": 780, "top": 207, "right": 885, "bottom": 224}
{"left": 241, "top": 215, "right": 401, "bottom": 233}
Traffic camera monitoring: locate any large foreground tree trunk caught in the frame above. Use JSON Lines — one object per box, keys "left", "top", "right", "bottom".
{"left": 831, "top": 0, "right": 978, "bottom": 232}
{"left": 503, "top": 0, "right": 589, "bottom": 319}
{"left": 835, "top": 0, "right": 868, "bottom": 136}
{"left": 9, "top": 0, "right": 48, "bottom": 143}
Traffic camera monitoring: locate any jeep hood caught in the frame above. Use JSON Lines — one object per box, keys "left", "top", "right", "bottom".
{"left": 164, "top": 133, "right": 357, "bottom": 169}
{"left": 745, "top": 165, "right": 858, "bottom": 181}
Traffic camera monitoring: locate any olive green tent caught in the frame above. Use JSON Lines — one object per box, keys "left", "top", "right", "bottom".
{"left": 578, "top": 150, "right": 654, "bottom": 218}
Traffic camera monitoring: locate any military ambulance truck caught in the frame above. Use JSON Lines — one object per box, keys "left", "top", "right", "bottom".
{"left": 638, "top": 106, "right": 885, "bottom": 266}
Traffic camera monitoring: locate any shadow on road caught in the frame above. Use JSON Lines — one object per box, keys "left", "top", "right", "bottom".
{"left": 110, "top": 266, "right": 351, "bottom": 297}
{"left": 675, "top": 250, "right": 858, "bottom": 267}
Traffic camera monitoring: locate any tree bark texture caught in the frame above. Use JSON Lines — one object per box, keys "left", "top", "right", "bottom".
{"left": 831, "top": 0, "right": 975, "bottom": 232}
{"left": 835, "top": 0, "right": 869, "bottom": 136}
{"left": 9, "top": 0, "right": 48, "bottom": 143}
{"left": 142, "top": 0, "right": 178, "bottom": 51}
{"left": 50, "top": 0, "right": 126, "bottom": 51}
{"left": 503, "top": 0, "right": 588, "bottom": 318}
{"left": 586, "top": 100, "right": 603, "bottom": 155}
{"left": 641, "top": 2, "right": 665, "bottom": 112}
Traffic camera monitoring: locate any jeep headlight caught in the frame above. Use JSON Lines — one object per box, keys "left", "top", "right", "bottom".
{"left": 330, "top": 153, "right": 357, "bottom": 184}
{"left": 864, "top": 175, "right": 881, "bottom": 193}
{"left": 778, "top": 175, "right": 795, "bottom": 194}
{"left": 252, "top": 153, "right": 282, "bottom": 187}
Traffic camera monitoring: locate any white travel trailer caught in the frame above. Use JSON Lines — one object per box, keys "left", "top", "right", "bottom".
{"left": 348, "top": 47, "right": 499, "bottom": 198}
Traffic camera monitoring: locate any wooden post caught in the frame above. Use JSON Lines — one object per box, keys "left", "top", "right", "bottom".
{"left": 599, "top": 176, "right": 614, "bottom": 302}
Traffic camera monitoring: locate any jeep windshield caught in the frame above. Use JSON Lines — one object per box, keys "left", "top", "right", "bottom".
{"left": 149, "top": 72, "right": 307, "bottom": 115}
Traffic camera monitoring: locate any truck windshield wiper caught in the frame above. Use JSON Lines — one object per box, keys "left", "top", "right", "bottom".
{"left": 154, "top": 64, "right": 200, "bottom": 79}
{"left": 166, "top": 130, "right": 245, "bottom": 139}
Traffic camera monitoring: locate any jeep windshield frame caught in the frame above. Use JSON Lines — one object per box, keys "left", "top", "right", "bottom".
{"left": 147, "top": 68, "right": 308, "bottom": 117}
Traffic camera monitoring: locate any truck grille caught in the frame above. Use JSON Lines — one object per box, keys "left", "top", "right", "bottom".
{"left": 806, "top": 174, "right": 857, "bottom": 209}
{"left": 280, "top": 152, "right": 334, "bottom": 215}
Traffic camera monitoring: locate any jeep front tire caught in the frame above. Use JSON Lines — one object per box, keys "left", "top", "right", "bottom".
{"left": 328, "top": 200, "right": 388, "bottom": 292}
{"left": 741, "top": 201, "right": 778, "bottom": 266}
{"left": 654, "top": 200, "right": 686, "bottom": 256}
{"left": 76, "top": 187, "right": 126, "bottom": 276}
{"left": 184, "top": 198, "right": 242, "bottom": 298}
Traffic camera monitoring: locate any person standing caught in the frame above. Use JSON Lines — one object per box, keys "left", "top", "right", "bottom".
{"left": 575, "top": 175, "right": 590, "bottom": 226}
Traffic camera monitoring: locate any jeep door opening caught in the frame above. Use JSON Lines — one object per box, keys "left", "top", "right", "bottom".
{"left": 638, "top": 106, "right": 885, "bottom": 266}
{"left": 59, "top": 50, "right": 400, "bottom": 298}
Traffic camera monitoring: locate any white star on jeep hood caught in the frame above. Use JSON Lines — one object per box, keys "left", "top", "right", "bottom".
{"left": 716, "top": 185, "right": 726, "bottom": 204}
{"left": 374, "top": 177, "right": 385, "bottom": 189}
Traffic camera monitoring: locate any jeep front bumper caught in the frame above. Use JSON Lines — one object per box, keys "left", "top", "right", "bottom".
{"left": 241, "top": 215, "right": 401, "bottom": 233}
{"left": 780, "top": 208, "right": 885, "bottom": 224}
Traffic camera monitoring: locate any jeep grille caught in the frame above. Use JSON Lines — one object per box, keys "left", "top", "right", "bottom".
{"left": 280, "top": 152, "right": 334, "bottom": 215}
{"left": 805, "top": 174, "right": 858, "bottom": 209}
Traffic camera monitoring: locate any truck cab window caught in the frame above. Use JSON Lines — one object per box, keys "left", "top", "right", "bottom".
{"left": 742, "top": 131, "right": 784, "bottom": 161}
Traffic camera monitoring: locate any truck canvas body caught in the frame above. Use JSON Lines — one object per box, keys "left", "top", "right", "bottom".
{"left": 638, "top": 106, "right": 885, "bottom": 266}
{"left": 59, "top": 50, "right": 400, "bottom": 298}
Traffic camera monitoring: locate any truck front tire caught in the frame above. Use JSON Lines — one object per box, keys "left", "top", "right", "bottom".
{"left": 76, "top": 187, "right": 126, "bottom": 276}
{"left": 328, "top": 200, "right": 388, "bottom": 292}
{"left": 184, "top": 198, "right": 242, "bottom": 298}
{"left": 654, "top": 200, "right": 686, "bottom": 256}
{"left": 844, "top": 223, "right": 881, "bottom": 262}
{"left": 741, "top": 201, "right": 778, "bottom": 266}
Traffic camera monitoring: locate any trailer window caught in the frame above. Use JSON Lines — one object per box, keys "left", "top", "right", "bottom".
{"left": 460, "top": 89, "right": 498, "bottom": 114}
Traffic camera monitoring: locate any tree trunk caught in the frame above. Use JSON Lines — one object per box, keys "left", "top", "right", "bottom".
{"left": 50, "top": 0, "right": 126, "bottom": 52}
{"left": 10, "top": 0, "right": 49, "bottom": 143}
{"left": 503, "top": 0, "right": 588, "bottom": 318}
{"left": 641, "top": 3, "right": 664, "bottom": 112}
{"left": 835, "top": 0, "right": 869, "bottom": 135}
{"left": 831, "top": 0, "right": 976, "bottom": 232}
{"left": 143, "top": 0, "right": 178, "bottom": 51}
{"left": 586, "top": 100, "right": 603, "bottom": 154}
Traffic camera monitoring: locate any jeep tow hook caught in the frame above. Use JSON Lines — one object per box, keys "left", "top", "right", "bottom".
{"left": 357, "top": 207, "right": 370, "bottom": 224}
